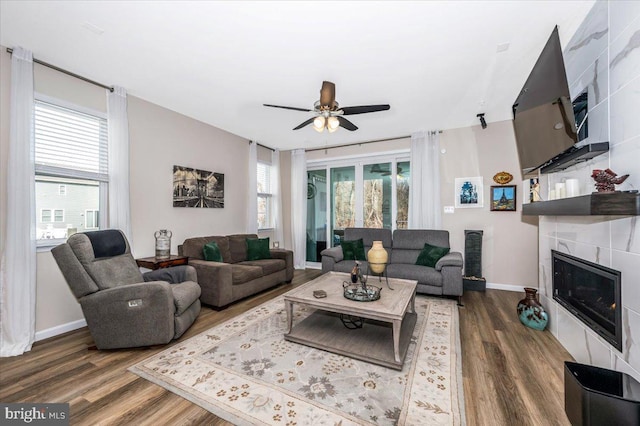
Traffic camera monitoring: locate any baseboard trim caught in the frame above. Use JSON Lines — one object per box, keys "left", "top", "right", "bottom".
{"left": 35, "top": 319, "right": 87, "bottom": 342}
{"left": 485, "top": 282, "right": 528, "bottom": 293}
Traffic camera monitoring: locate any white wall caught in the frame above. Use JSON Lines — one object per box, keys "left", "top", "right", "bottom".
{"left": 537, "top": 0, "right": 640, "bottom": 381}
{"left": 440, "top": 122, "right": 539, "bottom": 288}
{"left": 293, "top": 125, "right": 539, "bottom": 288}
{"left": 128, "top": 96, "right": 249, "bottom": 258}
{"left": 0, "top": 46, "right": 250, "bottom": 337}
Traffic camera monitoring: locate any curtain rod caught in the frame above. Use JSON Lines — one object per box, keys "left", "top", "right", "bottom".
{"left": 305, "top": 131, "right": 442, "bottom": 153}
{"left": 6, "top": 47, "right": 114, "bottom": 92}
{"left": 249, "top": 140, "right": 275, "bottom": 152}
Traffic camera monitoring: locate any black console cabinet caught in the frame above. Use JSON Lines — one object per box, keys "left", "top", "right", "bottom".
{"left": 564, "top": 361, "right": 640, "bottom": 426}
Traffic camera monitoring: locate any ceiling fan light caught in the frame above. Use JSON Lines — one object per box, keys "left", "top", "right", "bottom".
{"left": 313, "top": 116, "right": 325, "bottom": 132}
{"left": 327, "top": 125, "right": 338, "bottom": 133}
{"left": 327, "top": 116, "right": 340, "bottom": 130}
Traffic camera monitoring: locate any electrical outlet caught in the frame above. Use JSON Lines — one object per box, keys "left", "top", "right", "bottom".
{"left": 444, "top": 206, "right": 455, "bottom": 214}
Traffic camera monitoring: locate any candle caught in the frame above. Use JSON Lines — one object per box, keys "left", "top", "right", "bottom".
{"left": 566, "top": 179, "right": 580, "bottom": 197}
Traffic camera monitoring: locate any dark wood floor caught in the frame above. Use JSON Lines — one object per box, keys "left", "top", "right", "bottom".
{"left": 0, "top": 270, "right": 573, "bottom": 425}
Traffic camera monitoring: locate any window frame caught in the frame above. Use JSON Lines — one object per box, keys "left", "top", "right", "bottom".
{"left": 257, "top": 161, "right": 274, "bottom": 231}
{"left": 307, "top": 150, "right": 410, "bottom": 251}
{"left": 34, "top": 94, "right": 108, "bottom": 248}
{"left": 85, "top": 209, "right": 99, "bottom": 230}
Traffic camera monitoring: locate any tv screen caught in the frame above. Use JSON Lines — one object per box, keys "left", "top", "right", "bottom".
{"left": 512, "top": 26, "right": 578, "bottom": 177}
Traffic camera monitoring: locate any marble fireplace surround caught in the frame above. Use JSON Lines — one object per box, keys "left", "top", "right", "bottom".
{"left": 536, "top": 0, "right": 640, "bottom": 382}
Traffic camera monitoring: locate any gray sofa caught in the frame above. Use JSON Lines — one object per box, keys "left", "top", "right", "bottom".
{"left": 321, "top": 228, "right": 463, "bottom": 302}
{"left": 179, "top": 234, "right": 294, "bottom": 308}
{"left": 52, "top": 229, "right": 201, "bottom": 349}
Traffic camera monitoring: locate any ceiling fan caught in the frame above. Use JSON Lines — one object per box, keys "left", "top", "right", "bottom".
{"left": 264, "top": 81, "right": 390, "bottom": 132}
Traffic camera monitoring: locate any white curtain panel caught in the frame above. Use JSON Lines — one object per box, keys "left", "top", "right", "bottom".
{"left": 409, "top": 131, "right": 442, "bottom": 229}
{"left": 247, "top": 141, "right": 258, "bottom": 234}
{"left": 0, "top": 47, "right": 36, "bottom": 357}
{"left": 290, "top": 149, "right": 307, "bottom": 269}
{"left": 271, "top": 149, "right": 284, "bottom": 247}
{"left": 107, "top": 86, "right": 132, "bottom": 242}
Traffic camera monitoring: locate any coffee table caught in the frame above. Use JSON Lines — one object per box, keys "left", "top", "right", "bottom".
{"left": 284, "top": 271, "right": 417, "bottom": 370}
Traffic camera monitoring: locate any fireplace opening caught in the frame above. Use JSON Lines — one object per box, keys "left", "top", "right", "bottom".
{"left": 552, "top": 250, "right": 622, "bottom": 351}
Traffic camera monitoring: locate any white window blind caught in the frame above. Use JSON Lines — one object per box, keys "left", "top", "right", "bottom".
{"left": 34, "top": 97, "right": 108, "bottom": 244}
{"left": 34, "top": 100, "right": 108, "bottom": 182}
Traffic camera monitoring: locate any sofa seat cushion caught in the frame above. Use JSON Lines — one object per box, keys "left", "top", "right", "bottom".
{"left": 239, "top": 259, "right": 285, "bottom": 276}
{"left": 231, "top": 264, "right": 263, "bottom": 285}
{"left": 386, "top": 264, "right": 443, "bottom": 287}
{"left": 170, "top": 281, "right": 201, "bottom": 316}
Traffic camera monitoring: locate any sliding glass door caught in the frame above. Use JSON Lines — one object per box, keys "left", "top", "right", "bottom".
{"left": 363, "top": 163, "right": 392, "bottom": 229}
{"left": 306, "top": 154, "right": 410, "bottom": 265}
{"left": 330, "top": 166, "right": 355, "bottom": 247}
{"left": 306, "top": 170, "right": 327, "bottom": 263}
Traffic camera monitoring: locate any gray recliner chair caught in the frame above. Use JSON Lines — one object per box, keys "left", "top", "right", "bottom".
{"left": 52, "top": 229, "right": 201, "bottom": 349}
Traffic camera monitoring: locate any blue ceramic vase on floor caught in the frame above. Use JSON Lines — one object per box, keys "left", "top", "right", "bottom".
{"left": 517, "top": 287, "right": 548, "bottom": 331}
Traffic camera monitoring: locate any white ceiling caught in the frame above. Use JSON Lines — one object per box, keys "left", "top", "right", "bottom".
{"left": 0, "top": 1, "right": 595, "bottom": 150}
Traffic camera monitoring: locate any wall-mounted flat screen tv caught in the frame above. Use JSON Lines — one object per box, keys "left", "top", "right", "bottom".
{"left": 512, "top": 26, "right": 578, "bottom": 177}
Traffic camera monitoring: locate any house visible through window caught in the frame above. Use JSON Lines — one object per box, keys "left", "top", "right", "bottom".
{"left": 257, "top": 162, "right": 273, "bottom": 229}
{"left": 34, "top": 97, "right": 108, "bottom": 244}
{"left": 85, "top": 209, "right": 99, "bottom": 229}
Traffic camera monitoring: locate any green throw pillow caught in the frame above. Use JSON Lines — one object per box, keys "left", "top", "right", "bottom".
{"left": 341, "top": 238, "right": 366, "bottom": 261}
{"left": 246, "top": 237, "right": 271, "bottom": 261}
{"left": 203, "top": 241, "right": 223, "bottom": 262}
{"left": 415, "top": 243, "right": 450, "bottom": 268}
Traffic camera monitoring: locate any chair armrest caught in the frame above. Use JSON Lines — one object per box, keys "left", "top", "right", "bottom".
{"left": 78, "top": 281, "right": 175, "bottom": 349}
{"left": 270, "top": 249, "right": 294, "bottom": 282}
{"left": 188, "top": 259, "right": 233, "bottom": 307}
{"left": 320, "top": 246, "right": 344, "bottom": 262}
{"left": 143, "top": 265, "right": 198, "bottom": 284}
{"left": 435, "top": 252, "right": 463, "bottom": 271}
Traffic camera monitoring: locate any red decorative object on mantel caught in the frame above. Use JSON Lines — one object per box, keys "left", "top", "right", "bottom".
{"left": 591, "top": 169, "right": 629, "bottom": 193}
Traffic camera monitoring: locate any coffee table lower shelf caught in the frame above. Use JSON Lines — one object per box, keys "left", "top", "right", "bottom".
{"left": 284, "top": 310, "right": 417, "bottom": 370}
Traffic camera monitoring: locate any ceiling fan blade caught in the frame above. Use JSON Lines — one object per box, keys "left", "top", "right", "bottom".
{"left": 337, "top": 116, "right": 358, "bottom": 131}
{"left": 293, "top": 117, "right": 316, "bottom": 130}
{"left": 341, "top": 104, "right": 391, "bottom": 115}
{"left": 319, "top": 81, "right": 336, "bottom": 108}
{"left": 263, "top": 104, "right": 312, "bottom": 112}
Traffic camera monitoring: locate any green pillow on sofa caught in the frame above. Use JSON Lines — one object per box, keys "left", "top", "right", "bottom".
{"left": 341, "top": 238, "right": 366, "bottom": 261}
{"left": 246, "top": 237, "right": 271, "bottom": 260}
{"left": 203, "top": 241, "right": 223, "bottom": 262}
{"left": 415, "top": 243, "right": 450, "bottom": 268}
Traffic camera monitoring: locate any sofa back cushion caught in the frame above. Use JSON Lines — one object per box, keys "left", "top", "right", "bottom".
{"left": 228, "top": 234, "right": 258, "bottom": 263}
{"left": 344, "top": 228, "right": 392, "bottom": 255}
{"left": 182, "top": 236, "right": 232, "bottom": 263}
{"left": 66, "top": 230, "right": 143, "bottom": 290}
{"left": 391, "top": 229, "right": 450, "bottom": 265}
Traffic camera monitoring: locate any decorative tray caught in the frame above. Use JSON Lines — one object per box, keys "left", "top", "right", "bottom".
{"left": 342, "top": 281, "right": 381, "bottom": 302}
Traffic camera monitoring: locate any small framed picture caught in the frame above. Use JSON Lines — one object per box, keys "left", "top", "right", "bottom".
{"left": 454, "top": 177, "right": 483, "bottom": 208}
{"left": 490, "top": 185, "right": 517, "bottom": 211}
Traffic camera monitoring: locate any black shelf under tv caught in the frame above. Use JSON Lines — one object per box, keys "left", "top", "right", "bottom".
{"left": 522, "top": 192, "right": 640, "bottom": 216}
{"left": 538, "top": 142, "right": 609, "bottom": 174}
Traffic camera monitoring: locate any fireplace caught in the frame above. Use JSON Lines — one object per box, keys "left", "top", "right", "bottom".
{"left": 552, "top": 250, "right": 622, "bottom": 351}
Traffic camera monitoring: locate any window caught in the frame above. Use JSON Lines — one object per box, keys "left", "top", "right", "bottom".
{"left": 41, "top": 209, "right": 52, "bottom": 222}
{"left": 85, "top": 209, "right": 99, "bottom": 229}
{"left": 35, "top": 97, "right": 108, "bottom": 245}
{"left": 257, "top": 162, "right": 273, "bottom": 229}
{"left": 307, "top": 153, "right": 410, "bottom": 252}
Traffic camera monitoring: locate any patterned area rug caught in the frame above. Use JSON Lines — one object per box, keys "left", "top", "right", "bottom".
{"left": 129, "top": 293, "right": 465, "bottom": 425}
